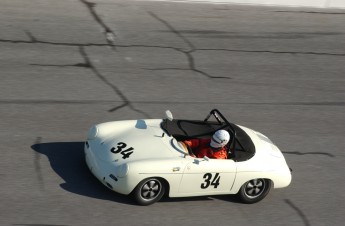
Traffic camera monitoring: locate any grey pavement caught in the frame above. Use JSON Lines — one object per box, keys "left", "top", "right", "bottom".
{"left": 1, "top": 0, "right": 345, "bottom": 225}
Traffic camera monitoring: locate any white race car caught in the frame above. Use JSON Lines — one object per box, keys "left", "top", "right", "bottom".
{"left": 85, "top": 109, "right": 291, "bottom": 205}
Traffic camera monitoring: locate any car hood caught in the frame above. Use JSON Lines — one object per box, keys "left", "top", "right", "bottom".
{"left": 240, "top": 126, "right": 284, "bottom": 158}
{"left": 88, "top": 119, "right": 178, "bottom": 164}
{"left": 237, "top": 125, "right": 289, "bottom": 171}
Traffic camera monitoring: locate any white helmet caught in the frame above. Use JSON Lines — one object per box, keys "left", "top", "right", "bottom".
{"left": 210, "top": 130, "right": 230, "bottom": 148}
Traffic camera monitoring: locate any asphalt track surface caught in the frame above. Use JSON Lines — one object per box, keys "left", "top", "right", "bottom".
{"left": 1, "top": 0, "right": 345, "bottom": 225}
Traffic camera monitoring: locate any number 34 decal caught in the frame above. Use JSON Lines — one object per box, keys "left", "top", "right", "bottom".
{"left": 110, "top": 142, "right": 134, "bottom": 159}
{"left": 201, "top": 173, "right": 221, "bottom": 189}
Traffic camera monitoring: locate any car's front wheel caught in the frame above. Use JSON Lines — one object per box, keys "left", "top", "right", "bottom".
{"left": 133, "top": 178, "right": 165, "bottom": 206}
{"left": 238, "top": 179, "right": 272, "bottom": 204}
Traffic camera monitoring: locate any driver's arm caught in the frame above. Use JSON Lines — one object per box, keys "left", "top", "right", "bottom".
{"left": 183, "top": 139, "right": 200, "bottom": 149}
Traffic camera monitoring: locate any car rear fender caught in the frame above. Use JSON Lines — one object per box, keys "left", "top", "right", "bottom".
{"left": 126, "top": 159, "right": 188, "bottom": 195}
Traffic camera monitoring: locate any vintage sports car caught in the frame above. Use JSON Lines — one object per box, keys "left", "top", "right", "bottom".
{"left": 85, "top": 109, "right": 291, "bottom": 205}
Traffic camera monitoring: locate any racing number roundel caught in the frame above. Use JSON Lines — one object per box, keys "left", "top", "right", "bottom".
{"left": 110, "top": 142, "right": 134, "bottom": 159}
{"left": 201, "top": 173, "right": 220, "bottom": 189}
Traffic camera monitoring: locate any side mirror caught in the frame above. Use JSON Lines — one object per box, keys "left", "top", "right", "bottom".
{"left": 165, "top": 110, "right": 173, "bottom": 121}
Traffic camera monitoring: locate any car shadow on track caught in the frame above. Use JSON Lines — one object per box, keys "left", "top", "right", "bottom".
{"left": 31, "top": 141, "right": 136, "bottom": 205}
{"left": 31, "top": 141, "right": 242, "bottom": 206}
{"left": 161, "top": 194, "right": 241, "bottom": 204}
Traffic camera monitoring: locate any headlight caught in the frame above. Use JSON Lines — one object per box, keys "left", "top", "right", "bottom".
{"left": 116, "top": 164, "right": 129, "bottom": 178}
{"left": 87, "top": 126, "right": 98, "bottom": 140}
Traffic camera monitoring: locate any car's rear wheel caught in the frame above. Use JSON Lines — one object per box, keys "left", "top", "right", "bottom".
{"left": 238, "top": 179, "right": 272, "bottom": 204}
{"left": 133, "top": 178, "right": 165, "bottom": 206}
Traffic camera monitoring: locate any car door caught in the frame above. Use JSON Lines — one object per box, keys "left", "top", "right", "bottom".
{"left": 178, "top": 157, "right": 237, "bottom": 195}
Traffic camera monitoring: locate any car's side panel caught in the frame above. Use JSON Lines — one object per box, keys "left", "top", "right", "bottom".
{"left": 177, "top": 158, "right": 237, "bottom": 196}
{"left": 125, "top": 158, "right": 190, "bottom": 196}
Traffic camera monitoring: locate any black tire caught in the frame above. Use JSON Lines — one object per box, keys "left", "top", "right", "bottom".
{"left": 133, "top": 178, "right": 165, "bottom": 206}
{"left": 238, "top": 179, "right": 272, "bottom": 204}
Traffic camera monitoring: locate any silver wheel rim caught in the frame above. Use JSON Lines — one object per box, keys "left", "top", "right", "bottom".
{"left": 140, "top": 179, "right": 162, "bottom": 201}
{"left": 244, "top": 179, "right": 266, "bottom": 199}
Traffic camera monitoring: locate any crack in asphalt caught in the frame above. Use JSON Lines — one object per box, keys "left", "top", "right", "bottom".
{"left": 79, "top": 0, "right": 116, "bottom": 49}
{"left": 1, "top": 38, "right": 345, "bottom": 57}
{"left": 285, "top": 199, "right": 311, "bottom": 226}
{"left": 0, "top": 38, "right": 107, "bottom": 46}
{"left": 25, "top": 31, "right": 38, "bottom": 43}
{"left": 0, "top": 38, "right": 176, "bottom": 50}
{"left": 78, "top": 46, "right": 150, "bottom": 117}
{"left": 275, "top": 10, "right": 345, "bottom": 15}
{"left": 198, "top": 48, "right": 345, "bottom": 57}
{"left": 241, "top": 101, "right": 345, "bottom": 106}
{"left": 0, "top": 100, "right": 116, "bottom": 104}
{"left": 162, "top": 30, "right": 345, "bottom": 36}
{"left": 148, "top": 11, "right": 195, "bottom": 51}
{"left": 30, "top": 63, "right": 90, "bottom": 68}
{"left": 13, "top": 224, "right": 68, "bottom": 226}
{"left": 282, "top": 151, "right": 335, "bottom": 157}
{"left": 157, "top": 30, "right": 345, "bottom": 39}
{"left": 148, "top": 11, "right": 230, "bottom": 79}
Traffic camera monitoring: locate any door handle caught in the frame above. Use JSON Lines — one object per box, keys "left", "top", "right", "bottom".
{"left": 173, "top": 167, "right": 180, "bottom": 172}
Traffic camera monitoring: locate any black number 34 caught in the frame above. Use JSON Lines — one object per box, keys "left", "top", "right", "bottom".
{"left": 111, "top": 142, "right": 134, "bottom": 159}
{"left": 201, "top": 173, "right": 221, "bottom": 189}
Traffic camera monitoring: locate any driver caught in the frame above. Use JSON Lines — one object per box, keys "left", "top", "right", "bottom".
{"left": 183, "top": 130, "right": 230, "bottom": 159}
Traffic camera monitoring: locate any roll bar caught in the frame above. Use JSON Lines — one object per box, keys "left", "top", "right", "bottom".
{"left": 204, "top": 109, "right": 239, "bottom": 154}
